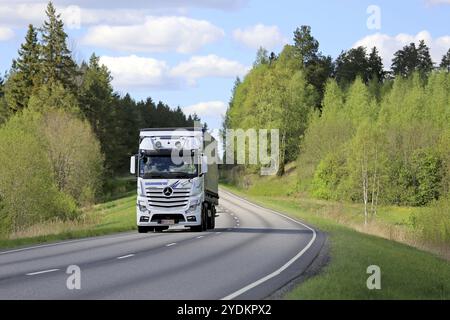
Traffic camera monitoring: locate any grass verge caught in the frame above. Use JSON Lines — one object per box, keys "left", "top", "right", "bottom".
{"left": 0, "top": 194, "right": 136, "bottom": 250}
{"left": 221, "top": 183, "right": 450, "bottom": 299}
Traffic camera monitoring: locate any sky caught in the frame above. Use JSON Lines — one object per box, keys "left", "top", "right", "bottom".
{"left": 0, "top": 0, "right": 449, "bottom": 132}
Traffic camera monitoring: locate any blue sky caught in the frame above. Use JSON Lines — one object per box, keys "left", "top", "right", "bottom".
{"left": 0, "top": 0, "right": 449, "bottom": 131}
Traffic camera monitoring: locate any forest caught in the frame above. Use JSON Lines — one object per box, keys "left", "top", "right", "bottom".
{"left": 224, "top": 26, "right": 450, "bottom": 244}
{"left": 0, "top": 2, "right": 200, "bottom": 236}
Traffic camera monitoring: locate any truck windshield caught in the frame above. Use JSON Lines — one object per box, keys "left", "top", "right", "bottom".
{"left": 139, "top": 155, "right": 198, "bottom": 178}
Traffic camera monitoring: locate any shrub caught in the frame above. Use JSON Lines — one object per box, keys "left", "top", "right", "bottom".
{"left": 412, "top": 197, "right": 450, "bottom": 245}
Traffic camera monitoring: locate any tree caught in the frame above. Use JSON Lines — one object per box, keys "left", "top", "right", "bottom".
{"left": 392, "top": 43, "right": 418, "bottom": 77}
{"left": 293, "top": 25, "right": 319, "bottom": 65}
{"left": 417, "top": 40, "right": 434, "bottom": 76}
{"left": 39, "top": 1, "right": 78, "bottom": 93}
{"left": 367, "top": 47, "right": 385, "bottom": 82}
{"left": 335, "top": 47, "right": 369, "bottom": 86}
{"left": 4, "top": 24, "right": 40, "bottom": 112}
{"left": 79, "top": 54, "right": 114, "bottom": 161}
{"left": 392, "top": 41, "right": 433, "bottom": 78}
{"left": 254, "top": 47, "right": 269, "bottom": 66}
{"left": 293, "top": 26, "right": 333, "bottom": 106}
{"left": 440, "top": 49, "right": 450, "bottom": 72}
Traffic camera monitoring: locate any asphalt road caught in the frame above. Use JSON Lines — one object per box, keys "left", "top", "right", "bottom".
{"left": 0, "top": 189, "right": 325, "bottom": 300}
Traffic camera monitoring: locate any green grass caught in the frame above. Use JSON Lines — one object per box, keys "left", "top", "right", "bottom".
{"left": 221, "top": 184, "right": 450, "bottom": 299}
{"left": 0, "top": 194, "right": 137, "bottom": 250}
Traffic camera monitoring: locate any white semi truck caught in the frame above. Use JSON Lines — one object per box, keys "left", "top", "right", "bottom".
{"left": 130, "top": 127, "right": 219, "bottom": 233}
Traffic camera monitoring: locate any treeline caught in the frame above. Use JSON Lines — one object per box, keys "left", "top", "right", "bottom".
{"left": 225, "top": 26, "right": 450, "bottom": 241}
{"left": 0, "top": 2, "right": 198, "bottom": 236}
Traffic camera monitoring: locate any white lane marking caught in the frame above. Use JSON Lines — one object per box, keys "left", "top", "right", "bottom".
{"left": 166, "top": 243, "right": 177, "bottom": 247}
{"left": 0, "top": 232, "right": 137, "bottom": 256}
{"left": 233, "top": 216, "right": 238, "bottom": 220}
{"left": 215, "top": 232, "right": 222, "bottom": 235}
{"left": 26, "top": 269, "right": 60, "bottom": 276}
{"left": 196, "top": 236, "right": 204, "bottom": 239}
{"left": 220, "top": 190, "right": 317, "bottom": 300}
{"left": 117, "top": 254, "right": 135, "bottom": 260}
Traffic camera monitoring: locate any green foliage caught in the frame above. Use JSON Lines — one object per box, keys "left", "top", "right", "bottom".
{"left": 39, "top": 1, "right": 78, "bottom": 92}
{"left": 311, "top": 151, "right": 347, "bottom": 200}
{"left": 392, "top": 41, "right": 434, "bottom": 79}
{"left": 4, "top": 25, "right": 40, "bottom": 112}
{"left": 440, "top": 49, "right": 450, "bottom": 72}
{"left": 0, "top": 117, "right": 78, "bottom": 236}
{"left": 412, "top": 197, "right": 450, "bottom": 244}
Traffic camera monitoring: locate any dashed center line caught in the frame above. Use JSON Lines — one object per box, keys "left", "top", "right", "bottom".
{"left": 196, "top": 236, "right": 204, "bottom": 239}
{"left": 117, "top": 254, "right": 135, "bottom": 260}
{"left": 166, "top": 243, "right": 177, "bottom": 247}
{"left": 26, "top": 269, "right": 60, "bottom": 276}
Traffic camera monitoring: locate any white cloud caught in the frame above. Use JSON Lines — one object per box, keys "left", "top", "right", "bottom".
{"left": 353, "top": 30, "right": 450, "bottom": 68}
{"left": 99, "top": 54, "right": 248, "bottom": 90}
{"left": 183, "top": 101, "right": 227, "bottom": 117}
{"left": 425, "top": 0, "right": 450, "bottom": 5}
{"left": 233, "top": 24, "right": 288, "bottom": 50}
{"left": 0, "top": 26, "right": 14, "bottom": 40}
{"left": 171, "top": 54, "right": 249, "bottom": 85}
{"left": 99, "top": 55, "right": 179, "bottom": 90}
{"left": 83, "top": 16, "right": 224, "bottom": 53}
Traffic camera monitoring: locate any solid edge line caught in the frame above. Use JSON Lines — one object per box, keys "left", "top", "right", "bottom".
{"left": 0, "top": 232, "right": 137, "bottom": 256}
{"left": 26, "top": 269, "right": 60, "bottom": 276}
{"left": 117, "top": 254, "right": 135, "bottom": 260}
{"left": 220, "top": 189, "right": 317, "bottom": 300}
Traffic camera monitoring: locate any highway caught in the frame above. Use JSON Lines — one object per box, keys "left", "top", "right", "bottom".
{"left": 0, "top": 189, "right": 325, "bottom": 300}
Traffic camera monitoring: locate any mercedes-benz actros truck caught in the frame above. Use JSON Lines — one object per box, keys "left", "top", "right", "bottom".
{"left": 130, "top": 127, "right": 219, "bottom": 233}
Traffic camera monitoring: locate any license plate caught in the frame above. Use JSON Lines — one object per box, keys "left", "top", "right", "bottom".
{"left": 161, "top": 219, "right": 175, "bottom": 225}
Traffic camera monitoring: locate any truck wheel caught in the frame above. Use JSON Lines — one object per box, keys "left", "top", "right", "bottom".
{"left": 206, "top": 206, "right": 215, "bottom": 230}
{"left": 202, "top": 204, "right": 208, "bottom": 231}
{"left": 210, "top": 205, "right": 216, "bottom": 229}
{"left": 138, "top": 226, "right": 149, "bottom": 233}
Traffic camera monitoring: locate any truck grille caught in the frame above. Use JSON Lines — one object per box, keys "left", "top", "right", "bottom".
{"left": 145, "top": 187, "right": 190, "bottom": 209}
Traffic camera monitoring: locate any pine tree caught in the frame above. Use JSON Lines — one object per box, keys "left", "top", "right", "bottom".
{"left": 417, "top": 40, "right": 434, "bottom": 76}
{"left": 293, "top": 25, "right": 319, "bottom": 66}
{"left": 40, "top": 1, "right": 78, "bottom": 92}
{"left": 367, "top": 47, "right": 385, "bottom": 82}
{"left": 392, "top": 43, "right": 418, "bottom": 77}
{"left": 440, "top": 49, "right": 450, "bottom": 72}
{"left": 4, "top": 24, "right": 40, "bottom": 111}
{"left": 335, "top": 47, "right": 369, "bottom": 86}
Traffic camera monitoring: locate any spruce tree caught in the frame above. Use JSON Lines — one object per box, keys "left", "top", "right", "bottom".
{"left": 367, "top": 47, "right": 385, "bottom": 82}
{"left": 440, "top": 49, "right": 450, "bottom": 72}
{"left": 40, "top": 1, "right": 78, "bottom": 92}
{"left": 4, "top": 24, "right": 40, "bottom": 111}
{"left": 417, "top": 40, "right": 434, "bottom": 76}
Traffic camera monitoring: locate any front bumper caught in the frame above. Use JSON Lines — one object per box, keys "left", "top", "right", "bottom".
{"left": 136, "top": 198, "right": 202, "bottom": 227}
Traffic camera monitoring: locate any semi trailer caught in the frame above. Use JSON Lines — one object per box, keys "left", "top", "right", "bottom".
{"left": 130, "top": 127, "right": 219, "bottom": 233}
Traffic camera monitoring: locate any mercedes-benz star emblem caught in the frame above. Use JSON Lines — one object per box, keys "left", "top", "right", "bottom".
{"left": 163, "top": 187, "right": 173, "bottom": 197}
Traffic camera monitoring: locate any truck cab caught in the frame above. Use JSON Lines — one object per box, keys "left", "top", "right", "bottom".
{"left": 130, "top": 128, "right": 219, "bottom": 233}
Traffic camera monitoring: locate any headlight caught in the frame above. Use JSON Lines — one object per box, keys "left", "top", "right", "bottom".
{"left": 187, "top": 198, "right": 201, "bottom": 213}
{"left": 137, "top": 201, "right": 147, "bottom": 212}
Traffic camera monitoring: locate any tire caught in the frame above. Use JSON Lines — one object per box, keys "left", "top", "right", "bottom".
{"left": 210, "top": 205, "right": 216, "bottom": 230}
{"left": 201, "top": 204, "right": 208, "bottom": 231}
{"left": 206, "top": 206, "right": 215, "bottom": 230}
{"left": 138, "top": 226, "right": 149, "bottom": 233}
{"left": 191, "top": 204, "right": 207, "bottom": 232}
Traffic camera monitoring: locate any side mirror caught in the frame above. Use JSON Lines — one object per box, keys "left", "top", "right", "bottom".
{"left": 201, "top": 155, "right": 208, "bottom": 175}
{"left": 130, "top": 155, "right": 136, "bottom": 175}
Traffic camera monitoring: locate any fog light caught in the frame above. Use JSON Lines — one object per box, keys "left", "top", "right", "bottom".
{"left": 187, "top": 216, "right": 196, "bottom": 222}
{"left": 140, "top": 216, "right": 150, "bottom": 222}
